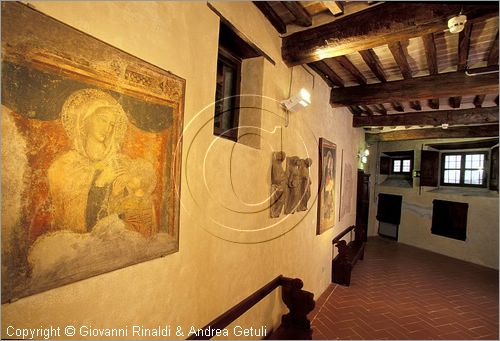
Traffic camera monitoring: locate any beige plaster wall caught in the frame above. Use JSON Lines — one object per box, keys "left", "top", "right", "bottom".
{"left": 2, "top": 1, "right": 364, "bottom": 339}
{"left": 366, "top": 138, "right": 499, "bottom": 269}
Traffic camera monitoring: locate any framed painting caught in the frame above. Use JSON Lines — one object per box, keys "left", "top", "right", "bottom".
{"left": 317, "top": 138, "right": 336, "bottom": 235}
{"left": 1, "top": 2, "right": 185, "bottom": 302}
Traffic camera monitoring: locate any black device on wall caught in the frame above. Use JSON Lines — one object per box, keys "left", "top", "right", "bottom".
{"left": 431, "top": 200, "right": 468, "bottom": 241}
{"left": 376, "top": 193, "right": 403, "bottom": 240}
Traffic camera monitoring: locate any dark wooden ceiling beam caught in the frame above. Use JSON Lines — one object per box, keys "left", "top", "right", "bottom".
{"left": 487, "top": 30, "right": 499, "bottom": 65}
{"left": 374, "top": 104, "right": 387, "bottom": 115}
{"left": 353, "top": 107, "right": 499, "bottom": 127}
{"left": 366, "top": 124, "right": 499, "bottom": 143}
{"left": 282, "top": 2, "right": 498, "bottom": 66}
{"left": 253, "top": 2, "right": 287, "bottom": 34}
{"left": 422, "top": 33, "right": 440, "bottom": 109}
{"left": 474, "top": 95, "right": 486, "bottom": 108}
{"left": 333, "top": 55, "right": 367, "bottom": 84}
{"left": 359, "top": 49, "right": 403, "bottom": 112}
{"left": 330, "top": 70, "right": 499, "bottom": 107}
{"left": 323, "top": 1, "right": 344, "bottom": 16}
{"left": 359, "top": 48, "right": 386, "bottom": 82}
{"left": 349, "top": 105, "right": 363, "bottom": 116}
{"left": 450, "top": 22, "right": 473, "bottom": 108}
{"left": 474, "top": 31, "right": 498, "bottom": 108}
{"left": 389, "top": 40, "right": 422, "bottom": 111}
{"left": 388, "top": 41, "right": 412, "bottom": 79}
{"left": 392, "top": 101, "right": 405, "bottom": 112}
{"left": 308, "top": 60, "right": 344, "bottom": 87}
{"left": 409, "top": 101, "right": 422, "bottom": 111}
{"left": 282, "top": 1, "right": 312, "bottom": 27}
{"left": 360, "top": 105, "right": 374, "bottom": 116}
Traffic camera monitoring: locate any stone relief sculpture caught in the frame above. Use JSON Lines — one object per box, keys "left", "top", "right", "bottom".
{"left": 271, "top": 153, "right": 313, "bottom": 217}
{"left": 298, "top": 158, "right": 313, "bottom": 212}
{"left": 284, "top": 156, "right": 301, "bottom": 214}
{"left": 270, "top": 151, "right": 287, "bottom": 218}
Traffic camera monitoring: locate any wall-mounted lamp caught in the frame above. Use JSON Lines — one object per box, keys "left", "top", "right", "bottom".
{"left": 281, "top": 88, "right": 311, "bottom": 112}
{"left": 358, "top": 149, "right": 370, "bottom": 164}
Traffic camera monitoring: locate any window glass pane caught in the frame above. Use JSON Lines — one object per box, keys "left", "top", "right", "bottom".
{"left": 465, "top": 154, "right": 484, "bottom": 170}
{"left": 402, "top": 159, "right": 411, "bottom": 172}
{"left": 214, "top": 59, "right": 237, "bottom": 132}
{"left": 444, "top": 155, "right": 461, "bottom": 169}
{"left": 464, "top": 170, "right": 484, "bottom": 185}
{"left": 444, "top": 170, "right": 460, "bottom": 184}
{"left": 393, "top": 160, "right": 401, "bottom": 172}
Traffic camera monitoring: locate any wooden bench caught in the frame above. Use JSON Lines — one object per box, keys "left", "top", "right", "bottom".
{"left": 332, "top": 225, "right": 366, "bottom": 286}
{"left": 186, "top": 275, "right": 315, "bottom": 340}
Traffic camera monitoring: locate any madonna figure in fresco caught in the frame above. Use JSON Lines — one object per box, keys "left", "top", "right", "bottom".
{"left": 48, "top": 89, "right": 157, "bottom": 237}
{"left": 322, "top": 151, "right": 334, "bottom": 220}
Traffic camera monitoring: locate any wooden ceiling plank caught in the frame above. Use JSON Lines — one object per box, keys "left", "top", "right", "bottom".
{"left": 330, "top": 70, "right": 498, "bottom": 107}
{"left": 333, "top": 55, "right": 367, "bottom": 84}
{"left": 353, "top": 107, "right": 499, "bottom": 128}
{"left": 366, "top": 124, "right": 499, "bottom": 143}
{"left": 282, "top": 2, "right": 499, "bottom": 66}
{"left": 308, "top": 60, "right": 345, "bottom": 87}
{"left": 323, "top": 1, "right": 344, "bottom": 16}
{"left": 253, "top": 2, "right": 287, "bottom": 34}
{"left": 282, "top": 1, "right": 312, "bottom": 27}
{"left": 359, "top": 49, "right": 387, "bottom": 82}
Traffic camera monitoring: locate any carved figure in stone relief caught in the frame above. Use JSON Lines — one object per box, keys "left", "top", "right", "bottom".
{"left": 270, "top": 151, "right": 287, "bottom": 218}
{"left": 48, "top": 89, "right": 157, "bottom": 237}
{"left": 298, "top": 158, "right": 313, "bottom": 211}
{"left": 284, "top": 156, "right": 301, "bottom": 214}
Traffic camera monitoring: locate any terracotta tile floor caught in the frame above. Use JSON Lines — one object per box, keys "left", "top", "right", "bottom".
{"left": 310, "top": 237, "right": 499, "bottom": 340}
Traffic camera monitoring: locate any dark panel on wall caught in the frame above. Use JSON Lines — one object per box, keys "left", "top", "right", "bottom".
{"left": 420, "top": 150, "right": 439, "bottom": 186}
{"left": 380, "top": 156, "right": 391, "bottom": 175}
{"left": 431, "top": 200, "right": 468, "bottom": 241}
{"left": 490, "top": 146, "right": 499, "bottom": 191}
{"left": 376, "top": 193, "right": 402, "bottom": 225}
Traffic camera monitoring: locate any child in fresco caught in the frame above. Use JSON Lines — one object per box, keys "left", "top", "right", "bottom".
{"left": 48, "top": 88, "right": 157, "bottom": 237}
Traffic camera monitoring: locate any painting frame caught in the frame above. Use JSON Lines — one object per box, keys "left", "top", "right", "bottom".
{"left": 317, "top": 138, "right": 337, "bottom": 235}
{"left": 1, "top": 2, "right": 185, "bottom": 302}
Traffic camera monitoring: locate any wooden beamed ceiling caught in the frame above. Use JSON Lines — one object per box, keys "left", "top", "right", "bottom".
{"left": 254, "top": 1, "right": 500, "bottom": 141}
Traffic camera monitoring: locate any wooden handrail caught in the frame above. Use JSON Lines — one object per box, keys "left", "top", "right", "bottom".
{"left": 187, "top": 275, "right": 314, "bottom": 340}
{"left": 332, "top": 225, "right": 355, "bottom": 244}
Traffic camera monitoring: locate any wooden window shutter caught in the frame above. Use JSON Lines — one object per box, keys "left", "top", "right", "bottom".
{"left": 490, "top": 146, "right": 499, "bottom": 191}
{"left": 380, "top": 156, "right": 390, "bottom": 175}
{"left": 420, "top": 150, "right": 439, "bottom": 186}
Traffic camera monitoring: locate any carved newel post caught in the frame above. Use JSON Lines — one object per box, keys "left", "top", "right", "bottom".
{"left": 298, "top": 158, "right": 312, "bottom": 211}
{"left": 270, "top": 151, "right": 287, "bottom": 218}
